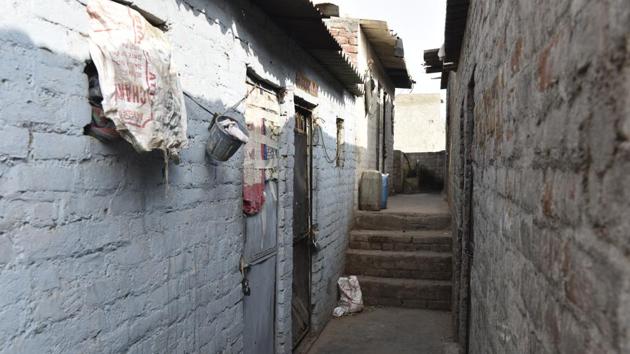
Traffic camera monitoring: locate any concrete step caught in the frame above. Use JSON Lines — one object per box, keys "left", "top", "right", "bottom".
{"left": 354, "top": 211, "right": 451, "bottom": 231}
{"left": 349, "top": 229, "right": 452, "bottom": 252}
{"left": 346, "top": 249, "right": 452, "bottom": 281}
{"left": 357, "top": 276, "right": 451, "bottom": 310}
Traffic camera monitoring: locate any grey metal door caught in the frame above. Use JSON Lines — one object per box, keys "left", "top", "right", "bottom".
{"left": 243, "top": 182, "right": 278, "bottom": 354}
{"left": 292, "top": 107, "right": 312, "bottom": 349}
{"left": 242, "top": 80, "right": 281, "bottom": 354}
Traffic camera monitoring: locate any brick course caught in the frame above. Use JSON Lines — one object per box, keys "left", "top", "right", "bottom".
{"left": 446, "top": 0, "right": 630, "bottom": 352}
{"left": 0, "top": 0, "right": 361, "bottom": 352}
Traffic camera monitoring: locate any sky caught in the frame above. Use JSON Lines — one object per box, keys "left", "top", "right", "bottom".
{"left": 316, "top": 0, "right": 446, "bottom": 94}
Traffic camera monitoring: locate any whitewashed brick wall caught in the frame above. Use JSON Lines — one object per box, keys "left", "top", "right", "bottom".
{"left": 0, "top": 0, "right": 360, "bottom": 352}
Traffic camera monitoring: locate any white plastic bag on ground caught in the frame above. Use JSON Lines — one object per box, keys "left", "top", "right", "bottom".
{"left": 333, "top": 276, "right": 364, "bottom": 317}
{"left": 87, "top": 0, "right": 188, "bottom": 160}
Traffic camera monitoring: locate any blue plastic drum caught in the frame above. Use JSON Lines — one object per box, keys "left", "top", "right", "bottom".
{"left": 381, "top": 173, "right": 389, "bottom": 209}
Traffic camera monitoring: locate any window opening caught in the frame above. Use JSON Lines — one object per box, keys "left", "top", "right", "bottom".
{"left": 83, "top": 60, "right": 120, "bottom": 142}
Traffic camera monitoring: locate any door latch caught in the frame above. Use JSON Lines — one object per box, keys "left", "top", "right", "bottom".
{"left": 240, "top": 257, "right": 251, "bottom": 296}
{"left": 310, "top": 225, "right": 321, "bottom": 252}
{"left": 242, "top": 278, "right": 251, "bottom": 296}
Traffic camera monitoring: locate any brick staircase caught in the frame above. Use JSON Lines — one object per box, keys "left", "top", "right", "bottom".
{"left": 345, "top": 200, "right": 453, "bottom": 310}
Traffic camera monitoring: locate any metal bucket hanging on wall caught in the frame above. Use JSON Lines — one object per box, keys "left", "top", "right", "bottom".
{"left": 206, "top": 115, "right": 249, "bottom": 161}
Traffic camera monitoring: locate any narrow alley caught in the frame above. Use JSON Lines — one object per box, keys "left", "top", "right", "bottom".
{"left": 0, "top": 0, "right": 628, "bottom": 354}
{"left": 307, "top": 193, "right": 454, "bottom": 354}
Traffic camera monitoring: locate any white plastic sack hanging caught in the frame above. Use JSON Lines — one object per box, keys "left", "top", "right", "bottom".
{"left": 87, "top": 0, "right": 188, "bottom": 159}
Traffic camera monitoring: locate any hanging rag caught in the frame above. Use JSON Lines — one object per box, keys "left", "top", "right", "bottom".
{"left": 243, "top": 117, "right": 267, "bottom": 215}
{"left": 219, "top": 119, "right": 249, "bottom": 144}
{"left": 242, "top": 82, "right": 281, "bottom": 216}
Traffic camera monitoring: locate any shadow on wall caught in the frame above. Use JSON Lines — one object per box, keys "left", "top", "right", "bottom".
{"left": 0, "top": 15, "right": 362, "bottom": 352}
{"left": 401, "top": 151, "right": 446, "bottom": 193}
{"left": 0, "top": 26, "right": 246, "bottom": 353}
{"left": 173, "top": 0, "right": 350, "bottom": 105}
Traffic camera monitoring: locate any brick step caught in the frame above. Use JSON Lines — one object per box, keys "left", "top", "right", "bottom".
{"left": 357, "top": 276, "right": 451, "bottom": 310}
{"left": 349, "top": 229, "right": 452, "bottom": 252}
{"left": 345, "top": 249, "right": 452, "bottom": 280}
{"left": 354, "top": 211, "right": 451, "bottom": 231}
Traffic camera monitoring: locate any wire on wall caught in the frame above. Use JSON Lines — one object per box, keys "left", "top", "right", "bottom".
{"left": 313, "top": 118, "right": 337, "bottom": 164}
{"left": 183, "top": 86, "right": 256, "bottom": 121}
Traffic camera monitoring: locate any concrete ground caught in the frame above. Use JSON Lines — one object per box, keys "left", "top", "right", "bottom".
{"left": 307, "top": 307, "right": 452, "bottom": 354}
{"left": 384, "top": 193, "right": 448, "bottom": 215}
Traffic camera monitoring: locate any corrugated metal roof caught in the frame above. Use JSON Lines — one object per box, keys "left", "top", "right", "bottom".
{"left": 250, "top": 0, "right": 363, "bottom": 95}
{"left": 423, "top": 0, "right": 469, "bottom": 90}
{"left": 423, "top": 48, "right": 450, "bottom": 88}
{"left": 443, "top": 0, "right": 470, "bottom": 64}
{"left": 359, "top": 19, "right": 413, "bottom": 89}
{"left": 424, "top": 48, "right": 443, "bottom": 73}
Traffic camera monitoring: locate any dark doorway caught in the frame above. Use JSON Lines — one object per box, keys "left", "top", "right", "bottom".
{"left": 381, "top": 92, "right": 388, "bottom": 172}
{"left": 376, "top": 87, "right": 383, "bottom": 171}
{"left": 292, "top": 102, "right": 313, "bottom": 349}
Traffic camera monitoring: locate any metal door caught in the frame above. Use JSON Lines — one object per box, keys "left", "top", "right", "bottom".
{"left": 242, "top": 80, "right": 281, "bottom": 354}
{"left": 292, "top": 107, "right": 312, "bottom": 348}
{"left": 243, "top": 182, "right": 278, "bottom": 354}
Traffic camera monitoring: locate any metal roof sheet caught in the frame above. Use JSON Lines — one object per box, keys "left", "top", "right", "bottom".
{"left": 250, "top": 0, "right": 363, "bottom": 95}
{"left": 443, "top": 0, "right": 470, "bottom": 64}
{"left": 423, "top": 0, "right": 469, "bottom": 90}
{"left": 359, "top": 19, "right": 413, "bottom": 88}
{"left": 423, "top": 48, "right": 443, "bottom": 73}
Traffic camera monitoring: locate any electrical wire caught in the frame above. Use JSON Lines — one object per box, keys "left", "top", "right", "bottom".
{"left": 183, "top": 91, "right": 217, "bottom": 117}
{"left": 183, "top": 86, "right": 256, "bottom": 120}
{"left": 185, "top": 90, "right": 340, "bottom": 165}
{"left": 315, "top": 124, "right": 337, "bottom": 164}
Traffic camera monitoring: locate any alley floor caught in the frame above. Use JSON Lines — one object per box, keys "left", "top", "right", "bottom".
{"left": 306, "top": 192, "right": 454, "bottom": 353}
{"left": 380, "top": 193, "right": 449, "bottom": 215}
{"left": 307, "top": 307, "right": 452, "bottom": 354}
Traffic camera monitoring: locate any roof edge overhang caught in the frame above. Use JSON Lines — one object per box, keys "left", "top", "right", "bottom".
{"left": 443, "top": 0, "right": 470, "bottom": 66}
{"left": 423, "top": 48, "right": 449, "bottom": 89}
{"left": 423, "top": 0, "right": 470, "bottom": 90}
{"left": 250, "top": 0, "right": 363, "bottom": 95}
{"left": 423, "top": 49, "right": 442, "bottom": 73}
{"left": 359, "top": 19, "right": 413, "bottom": 89}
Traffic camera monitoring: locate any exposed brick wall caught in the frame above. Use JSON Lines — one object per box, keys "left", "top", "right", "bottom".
{"left": 446, "top": 1, "right": 630, "bottom": 353}
{"left": 0, "top": 0, "right": 361, "bottom": 352}
{"left": 324, "top": 18, "right": 360, "bottom": 67}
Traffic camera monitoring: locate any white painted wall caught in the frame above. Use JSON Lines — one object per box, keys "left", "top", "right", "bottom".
{"left": 394, "top": 93, "right": 445, "bottom": 153}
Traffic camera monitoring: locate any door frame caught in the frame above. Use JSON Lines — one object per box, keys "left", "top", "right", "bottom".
{"left": 291, "top": 98, "right": 315, "bottom": 349}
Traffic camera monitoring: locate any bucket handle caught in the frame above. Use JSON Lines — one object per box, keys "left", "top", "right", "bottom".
{"left": 184, "top": 87, "right": 255, "bottom": 131}
{"left": 208, "top": 113, "right": 219, "bottom": 131}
